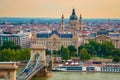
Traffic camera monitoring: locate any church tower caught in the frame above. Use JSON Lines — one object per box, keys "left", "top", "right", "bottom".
{"left": 79, "top": 14, "right": 82, "bottom": 30}
{"left": 68, "top": 8, "right": 80, "bottom": 31}
{"left": 61, "top": 14, "right": 64, "bottom": 31}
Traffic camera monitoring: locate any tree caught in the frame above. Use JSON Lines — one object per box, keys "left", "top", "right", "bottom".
{"left": 83, "top": 40, "right": 101, "bottom": 56}
{"left": 88, "top": 40, "right": 101, "bottom": 52}
{"left": 101, "top": 41, "right": 114, "bottom": 58}
{"left": 0, "top": 48, "right": 16, "bottom": 61}
{"left": 1, "top": 41, "right": 16, "bottom": 49}
{"left": 14, "top": 45, "right": 21, "bottom": 50}
{"left": 57, "top": 50, "right": 61, "bottom": 56}
{"left": 84, "top": 45, "right": 95, "bottom": 56}
{"left": 68, "top": 45, "right": 77, "bottom": 56}
{"left": 112, "top": 49, "right": 120, "bottom": 57}
{"left": 113, "top": 55, "right": 120, "bottom": 63}
{"left": 79, "top": 48, "right": 91, "bottom": 61}
{"left": 61, "top": 48, "right": 71, "bottom": 61}
{"left": 78, "top": 45, "right": 84, "bottom": 53}
{"left": 46, "top": 49, "right": 51, "bottom": 55}
{"left": 0, "top": 48, "right": 30, "bottom": 61}
{"left": 53, "top": 50, "right": 57, "bottom": 57}
{"left": 19, "top": 48, "right": 30, "bottom": 60}
{"left": 78, "top": 45, "right": 94, "bottom": 56}
{"left": 1, "top": 40, "right": 21, "bottom": 50}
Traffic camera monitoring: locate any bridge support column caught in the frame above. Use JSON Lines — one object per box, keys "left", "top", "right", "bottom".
{"left": 0, "top": 62, "right": 18, "bottom": 80}
{"left": 9, "top": 70, "right": 16, "bottom": 80}
{"left": 34, "top": 67, "right": 52, "bottom": 77}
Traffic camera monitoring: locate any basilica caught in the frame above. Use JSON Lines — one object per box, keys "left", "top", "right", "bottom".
{"left": 31, "top": 8, "right": 82, "bottom": 51}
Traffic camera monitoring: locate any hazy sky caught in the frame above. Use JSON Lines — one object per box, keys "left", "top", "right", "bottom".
{"left": 0, "top": 0, "right": 120, "bottom": 18}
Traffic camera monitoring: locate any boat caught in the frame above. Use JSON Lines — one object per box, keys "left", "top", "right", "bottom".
{"left": 56, "top": 66, "right": 83, "bottom": 71}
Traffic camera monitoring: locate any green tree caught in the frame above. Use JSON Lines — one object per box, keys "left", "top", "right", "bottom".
{"left": 101, "top": 41, "right": 114, "bottom": 57}
{"left": 79, "top": 48, "right": 91, "bottom": 61}
{"left": 88, "top": 40, "right": 101, "bottom": 52}
{"left": 46, "top": 49, "right": 51, "bottom": 55}
{"left": 61, "top": 48, "right": 71, "bottom": 61}
{"left": 112, "top": 49, "right": 120, "bottom": 57}
{"left": 84, "top": 45, "right": 94, "bottom": 56}
{"left": 68, "top": 45, "right": 77, "bottom": 56}
{"left": 78, "top": 45, "right": 84, "bottom": 53}
{"left": 19, "top": 48, "right": 30, "bottom": 60}
{"left": 0, "top": 48, "right": 30, "bottom": 61}
{"left": 1, "top": 40, "right": 21, "bottom": 50}
{"left": 78, "top": 45, "right": 94, "bottom": 56}
{"left": 60, "top": 45, "right": 64, "bottom": 56}
{"left": 0, "top": 48, "right": 15, "bottom": 61}
{"left": 113, "top": 55, "right": 120, "bottom": 63}
{"left": 1, "top": 41, "right": 15, "bottom": 49}
{"left": 14, "top": 45, "right": 21, "bottom": 50}
{"left": 57, "top": 50, "right": 61, "bottom": 56}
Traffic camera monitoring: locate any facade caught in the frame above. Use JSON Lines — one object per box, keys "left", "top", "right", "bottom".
{"left": 0, "top": 32, "right": 31, "bottom": 48}
{"left": 31, "top": 30, "right": 78, "bottom": 51}
{"left": 83, "top": 32, "right": 120, "bottom": 48}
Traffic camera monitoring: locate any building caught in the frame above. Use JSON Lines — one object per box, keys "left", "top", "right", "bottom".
{"left": 68, "top": 8, "right": 82, "bottom": 32}
{"left": 0, "top": 32, "right": 31, "bottom": 48}
{"left": 83, "top": 30, "right": 120, "bottom": 48}
{"left": 31, "top": 30, "right": 78, "bottom": 51}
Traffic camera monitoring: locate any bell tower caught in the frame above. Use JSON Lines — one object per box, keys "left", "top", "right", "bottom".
{"left": 61, "top": 14, "right": 64, "bottom": 31}
{"left": 79, "top": 14, "right": 82, "bottom": 30}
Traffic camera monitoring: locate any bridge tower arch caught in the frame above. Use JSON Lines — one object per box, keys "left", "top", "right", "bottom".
{"left": 30, "top": 46, "right": 46, "bottom": 66}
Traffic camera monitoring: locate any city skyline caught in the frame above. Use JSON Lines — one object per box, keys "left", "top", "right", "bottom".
{"left": 0, "top": 0, "right": 120, "bottom": 18}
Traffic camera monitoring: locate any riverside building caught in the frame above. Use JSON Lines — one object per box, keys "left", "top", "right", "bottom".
{"left": 0, "top": 32, "right": 31, "bottom": 48}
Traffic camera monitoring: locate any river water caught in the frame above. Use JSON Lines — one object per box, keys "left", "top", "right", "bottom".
{"left": 31, "top": 72, "right": 120, "bottom": 80}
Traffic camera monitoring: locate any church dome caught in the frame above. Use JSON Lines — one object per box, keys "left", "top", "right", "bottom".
{"left": 69, "top": 8, "right": 78, "bottom": 21}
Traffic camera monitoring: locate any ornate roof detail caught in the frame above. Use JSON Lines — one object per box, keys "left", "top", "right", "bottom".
{"left": 69, "top": 8, "right": 78, "bottom": 21}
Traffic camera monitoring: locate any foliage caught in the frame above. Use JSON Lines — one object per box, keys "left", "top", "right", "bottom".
{"left": 100, "top": 41, "right": 114, "bottom": 57}
{"left": 1, "top": 40, "right": 21, "bottom": 50}
{"left": 87, "top": 40, "right": 101, "bottom": 53}
{"left": 112, "top": 49, "right": 120, "bottom": 62}
{"left": 78, "top": 45, "right": 94, "bottom": 56}
{"left": 79, "top": 48, "right": 91, "bottom": 61}
{"left": 78, "top": 40, "right": 116, "bottom": 58}
{"left": 78, "top": 45, "right": 84, "bottom": 53}
{"left": 61, "top": 48, "right": 71, "bottom": 61}
{"left": 0, "top": 48, "right": 30, "bottom": 61}
{"left": 46, "top": 49, "right": 51, "bottom": 55}
{"left": 113, "top": 56, "right": 120, "bottom": 63}
{"left": 61, "top": 45, "right": 64, "bottom": 53}
{"left": 68, "top": 45, "right": 77, "bottom": 56}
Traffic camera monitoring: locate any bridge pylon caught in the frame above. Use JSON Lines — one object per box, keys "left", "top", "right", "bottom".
{"left": 30, "top": 46, "right": 46, "bottom": 66}
{"left": 30, "top": 46, "right": 52, "bottom": 77}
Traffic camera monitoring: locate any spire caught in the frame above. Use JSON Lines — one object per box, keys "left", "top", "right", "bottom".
{"left": 72, "top": 8, "right": 76, "bottom": 15}
{"left": 61, "top": 14, "right": 64, "bottom": 31}
{"left": 79, "top": 14, "right": 82, "bottom": 30}
{"left": 62, "top": 14, "right": 64, "bottom": 19}
{"left": 79, "top": 14, "right": 82, "bottom": 19}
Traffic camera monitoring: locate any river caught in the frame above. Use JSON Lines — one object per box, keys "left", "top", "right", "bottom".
{"left": 31, "top": 72, "right": 120, "bottom": 80}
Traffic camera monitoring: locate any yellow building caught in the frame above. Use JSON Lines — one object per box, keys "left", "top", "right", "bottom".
{"left": 31, "top": 30, "right": 78, "bottom": 51}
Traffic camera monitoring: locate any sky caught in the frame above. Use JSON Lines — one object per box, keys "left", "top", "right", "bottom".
{"left": 0, "top": 0, "right": 120, "bottom": 18}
